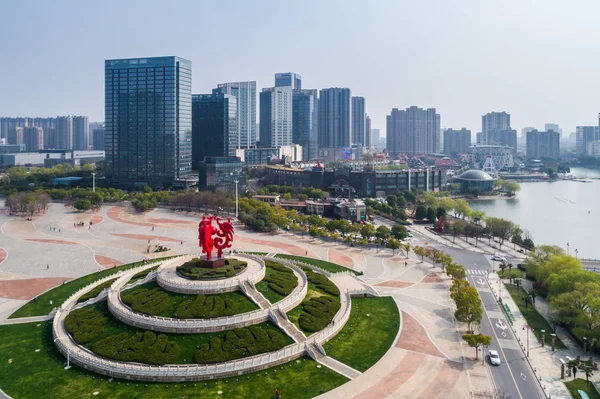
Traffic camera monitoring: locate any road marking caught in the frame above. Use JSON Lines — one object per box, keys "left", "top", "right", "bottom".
{"left": 520, "top": 373, "right": 527, "bottom": 380}
{"left": 476, "top": 278, "right": 486, "bottom": 287}
{"left": 495, "top": 319, "right": 507, "bottom": 330}
{"left": 501, "top": 331, "right": 507, "bottom": 338}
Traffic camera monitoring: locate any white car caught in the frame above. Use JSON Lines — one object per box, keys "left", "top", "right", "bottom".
{"left": 488, "top": 350, "right": 501, "bottom": 366}
{"left": 491, "top": 255, "right": 506, "bottom": 262}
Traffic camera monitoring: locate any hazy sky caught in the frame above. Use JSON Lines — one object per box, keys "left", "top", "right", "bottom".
{"left": 1, "top": 0, "right": 599, "bottom": 137}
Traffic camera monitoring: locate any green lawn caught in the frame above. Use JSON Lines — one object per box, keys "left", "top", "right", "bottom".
{"left": 0, "top": 321, "right": 348, "bottom": 399}
{"left": 9, "top": 257, "right": 174, "bottom": 319}
{"left": 287, "top": 280, "right": 339, "bottom": 335}
{"left": 324, "top": 297, "right": 400, "bottom": 372}
{"left": 497, "top": 269, "right": 525, "bottom": 280}
{"left": 120, "top": 282, "right": 259, "bottom": 318}
{"left": 254, "top": 260, "right": 298, "bottom": 304}
{"left": 68, "top": 302, "right": 292, "bottom": 365}
{"left": 274, "top": 254, "right": 360, "bottom": 275}
{"left": 504, "top": 284, "right": 566, "bottom": 349}
{"left": 565, "top": 378, "right": 600, "bottom": 399}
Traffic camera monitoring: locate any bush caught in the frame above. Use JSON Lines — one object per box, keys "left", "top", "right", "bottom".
{"left": 121, "top": 287, "right": 172, "bottom": 316}
{"left": 174, "top": 294, "right": 238, "bottom": 319}
{"left": 299, "top": 296, "right": 341, "bottom": 332}
{"left": 93, "top": 330, "right": 180, "bottom": 365}
{"left": 64, "top": 307, "right": 108, "bottom": 344}
{"left": 300, "top": 266, "right": 340, "bottom": 296}
{"left": 77, "top": 278, "right": 117, "bottom": 303}
{"left": 176, "top": 258, "right": 247, "bottom": 280}
{"left": 194, "top": 325, "right": 287, "bottom": 364}
{"left": 129, "top": 266, "right": 159, "bottom": 283}
{"left": 263, "top": 260, "right": 298, "bottom": 296}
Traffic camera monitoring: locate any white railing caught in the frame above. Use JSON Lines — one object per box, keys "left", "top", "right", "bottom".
{"left": 268, "top": 256, "right": 357, "bottom": 278}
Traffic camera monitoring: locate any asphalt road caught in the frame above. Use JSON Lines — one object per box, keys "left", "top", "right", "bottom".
{"left": 401, "top": 222, "right": 546, "bottom": 399}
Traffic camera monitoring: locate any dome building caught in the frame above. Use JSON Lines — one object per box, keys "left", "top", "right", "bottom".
{"left": 456, "top": 169, "right": 496, "bottom": 194}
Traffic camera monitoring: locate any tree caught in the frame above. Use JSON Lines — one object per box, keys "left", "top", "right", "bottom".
{"left": 330, "top": 232, "right": 341, "bottom": 242}
{"left": 452, "top": 285, "right": 483, "bottom": 332}
{"left": 438, "top": 197, "right": 456, "bottom": 213}
{"left": 386, "top": 195, "right": 397, "bottom": 208}
{"left": 74, "top": 199, "right": 91, "bottom": 211}
{"left": 357, "top": 237, "right": 369, "bottom": 247}
{"left": 568, "top": 360, "right": 579, "bottom": 380}
{"left": 453, "top": 198, "right": 472, "bottom": 219}
{"left": 522, "top": 245, "right": 564, "bottom": 279}
{"left": 401, "top": 242, "right": 411, "bottom": 259}
{"left": 308, "top": 226, "right": 320, "bottom": 239}
{"left": 375, "top": 225, "right": 391, "bottom": 243}
{"left": 360, "top": 224, "right": 375, "bottom": 239}
{"left": 436, "top": 206, "right": 447, "bottom": 219}
{"left": 438, "top": 253, "right": 453, "bottom": 271}
{"left": 420, "top": 192, "right": 438, "bottom": 209}
{"left": 415, "top": 205, "right": 427, "bottom": 220}
{"left": 343, "top": 235, "right": 353, "bottom": 246}
{"left": 414, "top": 245, "right": 427, "bottom": 263}
{"left": 386, "top": 238, "right": 401, "bottom": 255}
{"left": 446, "top": 262, "right": 467, "bottom": 280}
{"left": 449, "top": 221, "right": 465, "bottom": 243}
{"left": 584, "top": 364, "right": 594, "bottom": 385}
{"left": 547, "top": 268, "right": 600, "bottom": 297}
{"left": 462, "top": 333, "right": 492, "bottom": 360}
{"left": 426, "top": 207, "right": 436, "bottom": 222}
{"left": 550, "top": 282, "right": 600, "bottom": 329}
{"left": 535, "top": 254, "right": 582, "bottom": 286}
{"left": 391, "top": 224, "right": 408, "bottom": 240}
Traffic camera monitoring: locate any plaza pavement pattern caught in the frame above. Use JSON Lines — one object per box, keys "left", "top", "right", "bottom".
{"left": 0, "top": 201, "right": 493, "bottom": 398}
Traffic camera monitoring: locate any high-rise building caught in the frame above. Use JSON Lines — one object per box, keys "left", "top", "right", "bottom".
{"left": 481, "top": 112, "right": 517, "bottom": 151}
{"left": 365, "top": 115, "right": 372, "bottom": 149}
{"left": 292, "top": 89, "right": 318, "bottom": 160}
{"left": 544, "top": 123, "right": 562, "bottom": 137}
{"left": 56, "top": 116, "right": 73, "bottom": 149}
{"left": 7, "top": 127, "right": 24, "bottom": 145}
{"left": 526, "top": 129, "right": 560, "bottom": 159}
{"left": 318, "top": 88, "right": 351, "bottom": 152}
{"left": 443, "top": 128, "right": 471, "bottom": 155}
{"left": 260, "top": 86, "right": 293, "bottom": 148}
{"left": 191, "top": 92, "right": 237, "bottom": 168}
{"left": 73, "top": 116, "right": 89, "bottom": 150}
{"left": 386, "top": 106, "right": 440, "bottom": 155}
{"left": 105, "top": 56, "right": 193, "bottom": 188}
{"left": 275, "top": 73, "right": 302, "bottom": 90}
{"left": 576, "top": 126, "right": 600, "bottom": 156}
{"left": 93, "top": 128, "right": 105, "bottom": 151}
{"left": 351, "top": 96, "right": 366, "bottom": 146}
{"left": 23, "top": 126, "right": 44, "bottom": 151}
{"left": 89, "top": 121, "right": 104, "bottom": 148}
{"left": 371, "top": 129, "right": 381, "bottom": 149}
{"left": 216, "top": 81, "right": 256, "bottom": 148}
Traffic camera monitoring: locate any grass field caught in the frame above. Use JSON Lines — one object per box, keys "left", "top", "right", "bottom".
{"left": 323, "top": 297, "right": 400, "bottom": 372}
{"left": 565, "top": 378, "right": 600, "bottom": 399}
{"left": 9, "top": 257, "right": 174, "bottom": 319}
{"left": 254, "top": 260, "right": 298, "bottom": 305}
{"left": 274, "top": 254, "right": 360, "bottom": 275}
{"left": 0, "top": 321, "right": 348, "bottom": 399}
{"left": 504, "top": 284, "right": 566, "bottom": 350}
{"left": 120, "top": 282, "right": 258, "bottom": 318}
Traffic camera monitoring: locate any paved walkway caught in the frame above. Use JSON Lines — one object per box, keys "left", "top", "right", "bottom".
{"left": 319, "top": 356, "right": 362, "bottom": 379}
{"left": 0, "top": 315, "right": 50, "bottom": 325}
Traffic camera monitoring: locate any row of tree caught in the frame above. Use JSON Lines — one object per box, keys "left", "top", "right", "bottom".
{"left": 5, "top": 191, "right": 51, "bottom": 217}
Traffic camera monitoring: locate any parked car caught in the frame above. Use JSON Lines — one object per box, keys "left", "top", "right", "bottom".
{"left": 488, "top": 350, "right": 501, "bottom": 366}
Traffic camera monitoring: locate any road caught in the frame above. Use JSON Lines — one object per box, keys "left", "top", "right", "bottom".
{"left": 372, "top": 216, "right": 545, "bottom": 399}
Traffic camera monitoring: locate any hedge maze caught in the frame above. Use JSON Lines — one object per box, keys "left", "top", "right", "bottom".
{"left": 77, "top": 278, "right": 118, "bottom": 303}
{"left": 194, "top": 325, "right": 288, "bottom": 364}
{"left": 176, "top": 258, "right": 247, "bottom": 280}
{"left": 263, "top": 260, "right": 298, "bottom": 296}
{"left": 122, "top": 287, "right": 172, "bottom": 316}
{"left": 299, "top": 296, "right": 341, "bottom": 332}
{"left": 64, "top": 307, "right": 108, "bottom": 344}
{"left": 173, "top": 294, "right": 238, "bottom": 319}
{"left": 301, "top": 266, "right": 340, "bottom": 296}
{"left": 93, "top": 331, "right": 180, "bottom": 365}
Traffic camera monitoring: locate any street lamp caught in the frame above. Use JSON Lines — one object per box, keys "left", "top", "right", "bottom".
{"left": 566, "top": 242, "right": 570, "bottom": 256}
{"left": 575, "top": 249, "right": 579, "bottom": 260}
{"left": 53, "top": 337, "right": 71, "bottom": 369}
{"left": 522, "top": 325, "right": 533, "bottom": 358}
{"left": 230, "top": 172, "right": 239, "bottom": 219}
{"left": 498, "top": 278, "right": 502, "bottom": 302}
{"left": 91, "top": 172, "right": 96, "bottom": 193}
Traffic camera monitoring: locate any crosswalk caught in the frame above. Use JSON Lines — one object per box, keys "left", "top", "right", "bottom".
{"left": 467, "top": 269, "right": 490, "bottom": 276}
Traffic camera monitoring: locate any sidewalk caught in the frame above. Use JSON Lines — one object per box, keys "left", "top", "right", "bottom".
{"left": 488, "top": 273, "right": 572, "bottom": 398}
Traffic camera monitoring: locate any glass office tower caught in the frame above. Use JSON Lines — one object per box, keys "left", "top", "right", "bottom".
{"left": 216, "top": 81, "right": 256, "bottom": 148}
{"left": 292, "top": 89, "right": 318, "bottom": 160}
{"left": 105, "top": 56, "right": 192, "bottom": 188}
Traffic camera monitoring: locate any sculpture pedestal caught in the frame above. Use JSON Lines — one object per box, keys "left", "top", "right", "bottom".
{"left": 197, "top": 258, "right": 226, "bottom": 269}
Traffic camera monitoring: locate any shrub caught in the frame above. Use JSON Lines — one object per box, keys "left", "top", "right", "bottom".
{"left": 64, "top": 307, "right": 108, "bottom": 344}
{"left": 263, "top": 260, "right": 298, "bottom": 296}
{"left": 93, "top": 330, "right": 180, "bottom": 365}
{"left": 299, "top": 296, "right": 341, "bottom": 332}
{"left": 129, "top": 266, "right": 159, "bottom": 283}
{"left": 176, "top": 258, "right": 247, "bottom": 280}
{"left": 194, "top": 325, "right": 287, "bottom": 364}
{"left": 174, "top": 294, "right": 237, "bottom": 319}
{"left": 300, "top": 266, "right": 340, "bottom": 296}
{"left": 121, "top": 287, "right": 172, "bottom": 316}
{"left": 77, "top": 278, "right": 117, "bottom": 303}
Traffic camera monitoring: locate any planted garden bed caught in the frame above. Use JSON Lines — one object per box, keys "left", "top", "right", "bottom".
{"left": 176, "top": 258, "right": 247, "bottom": 280}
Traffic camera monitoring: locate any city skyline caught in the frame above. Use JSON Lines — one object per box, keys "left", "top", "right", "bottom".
{"left": 1, "top": 1, "right": 599, "bottom": 138}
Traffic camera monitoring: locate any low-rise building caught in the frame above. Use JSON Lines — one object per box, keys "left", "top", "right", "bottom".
{"left": 586, "top": 140, "right": 600, "bottom": 158}
{"left": 334, "top": 200, "right": 367, "bottom": 222}
{"left": 253, "top": 195, "right": 280, "bottom": 206}
{"left": 198, "top": 156, "right": 246, "bottom": 194}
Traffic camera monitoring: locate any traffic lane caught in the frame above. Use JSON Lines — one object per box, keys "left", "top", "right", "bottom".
{"left": 502, "top": 348, "right": 544, "bottom": 399}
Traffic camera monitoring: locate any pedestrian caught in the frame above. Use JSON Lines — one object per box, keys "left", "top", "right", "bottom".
{"left": 47, "top": 264, "right": 49, "bottom": 270}
{"left": 275, "top": 388, "right": 281, "bottom": 399}
{"left": 405, "top": 261, "right": 408, "bottom": 268}
{"left": 58, "top": 229, "right": 60, "bottom": 232}
{"left": 148, "top": 239, "right": 150, "bottom": 244}
{"left": 305, "top": 250, "right": 307, "bottom": 255}
{"left": 181, "top": 241, "right": 183, "bottom": 245}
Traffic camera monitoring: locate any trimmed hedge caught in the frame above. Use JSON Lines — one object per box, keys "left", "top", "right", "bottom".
{"left": 121, "top": 287, "right": 172, "bottom": 316}
{"left": 129, "top": 266, "right": 159, "bottom": 283}
{"left": 77, "top": 278, "right": 117, "bottom": 303}
{"left": 300, "top": 267, "right": 340, "bottom": 296}
{"left": 174, "top": 294, "right": 238, "bottom": 319}
{"left": 194, "top": 326, "right": 287, "bottom": 364}
{"left": 64, "top": 307, "right": 108, "bottom": 344}
{"left": 93, "top": 330, "right": 180, "bottom": 365}
{"left": 264, "top": 260, "right": 298, "bottom": 296}
{"left": 299, "top": 296, "right": 341, "bottom": 332}
{"left": 177, "top": 258, "right": 247, "bottom": 280}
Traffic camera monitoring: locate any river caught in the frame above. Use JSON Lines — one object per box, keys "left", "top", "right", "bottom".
{"left": 468, "top": 167, "right": 600, "bottom": 259}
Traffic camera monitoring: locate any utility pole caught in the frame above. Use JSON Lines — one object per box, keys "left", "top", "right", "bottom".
{"left": 91, "top": 172, "right": 96, "bottom": 192}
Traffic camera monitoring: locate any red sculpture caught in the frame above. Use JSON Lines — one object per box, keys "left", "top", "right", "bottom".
{"left": 198, "top": 215, "right": 234, "bottom": 260}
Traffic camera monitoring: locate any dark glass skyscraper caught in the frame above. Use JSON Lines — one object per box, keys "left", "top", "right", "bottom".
{"left": 275, "top": 72, "right": 302, "bottom": 90}
{"left": 292, "top": 89, "right": 318, "bottom": 160}
{"left": 351, "top": 96, "right": 366, "bottom": 146}
{"left": 318, "top": 88, "right": 351, "bottom": 150}
{"left": 192, "top": 92, "right": 237, "bottom": 169}
{"left": 104, "top": 56, "right": 192, "bottom": 188}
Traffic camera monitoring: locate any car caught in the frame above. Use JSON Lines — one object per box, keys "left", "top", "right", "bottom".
{"left": 407, "top": 232, "right": 413, "bottom": 237}
{"left": 488, "top": 350, "right": 501, "bottom": 366}
{"left": 491, "top": 255, "right": 506, "bottom": 262}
